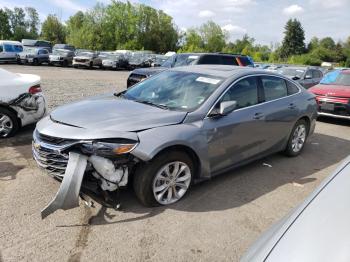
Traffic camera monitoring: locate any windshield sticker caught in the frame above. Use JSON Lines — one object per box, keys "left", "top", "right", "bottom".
{"left": 188, "top": 55, "right": 199, "bottom": 59}
{"left": 196, "top": 77, "right": 221, "bottom": 85}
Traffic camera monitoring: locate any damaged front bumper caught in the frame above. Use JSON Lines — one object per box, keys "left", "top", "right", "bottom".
{"left": 32, "top": 128, "right": 139, "bottom": 218}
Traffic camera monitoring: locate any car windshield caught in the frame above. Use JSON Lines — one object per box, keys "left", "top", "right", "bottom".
{"left": 78, "top": 52, "right": 93, "bottom": 57}
{"left": 321, "top": 71, "right": 350, "bottom": 86}
{"left": 124, "top": 71, "right": 224, "bottom": 112}
{"left": 278, "top": 68, "right": 305, "bottom": 78}
{"left": 23, "top": 47, "right": 37, "bottom": 54}
{"left": 52, "top": 49, "right": 68, "bottom": 56}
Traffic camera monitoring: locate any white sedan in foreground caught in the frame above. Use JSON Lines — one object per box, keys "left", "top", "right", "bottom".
{"left": 242, "top": 156, "right": 350, "bottom": 262}
{"left": 0, "top": 68, "right": 47, "bottom": 137}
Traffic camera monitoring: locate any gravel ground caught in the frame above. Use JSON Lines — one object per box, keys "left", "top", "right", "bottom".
{"left": 0, "top": 64, "right": 350, "bottom": 262}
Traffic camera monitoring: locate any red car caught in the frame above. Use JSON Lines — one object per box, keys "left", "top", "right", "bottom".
{"left": 309, "top": 69, "right": 350, "bottom": 119}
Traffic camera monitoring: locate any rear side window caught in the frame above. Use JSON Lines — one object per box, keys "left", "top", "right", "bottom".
{"left": 221, "top": 76, "right": 259, "bottom": 109}
{"left": 237, "top": 56, "right": 254, "bottom": 66}
{"left": 286, "top": 80, "right": 300, "bottom": 95}
{"left": 199, "top": 55, "right": 223, "bottom": 64}
{"left": 312, "top": 70, "right": 322, "bottom": 78}
{"left": 4, "top": 44, "right": 14, "bottom": 52}
{"left": 261, "top": 76, "right": 288, "bottom": 101}
{"left": 221, "top": 56, "right": 238, "bottom": 66}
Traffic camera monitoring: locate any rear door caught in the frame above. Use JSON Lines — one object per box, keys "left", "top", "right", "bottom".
{"left": 203, "top": 76, "right": 267, "bottom": 172}
{"left": 256, "top": 75, "right": 300, "bottom": 153}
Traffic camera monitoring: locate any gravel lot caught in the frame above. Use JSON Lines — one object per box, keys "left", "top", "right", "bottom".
{"left": 1, "top": 64, "right": 350, "bottom": 262}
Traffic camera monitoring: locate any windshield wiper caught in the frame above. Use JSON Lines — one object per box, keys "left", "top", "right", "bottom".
{"left": 134, "top": 99, "right": 169, "bottom": 110}
{"left": 114, "top": 91, "right": 126, "bottom": 98}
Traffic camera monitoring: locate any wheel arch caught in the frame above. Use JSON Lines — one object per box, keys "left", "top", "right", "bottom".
{"left": 0, "top": 104, "right": 22, "bottom": 127}
{"left": 150, "top": 144, "right": 202, "bottom": 181}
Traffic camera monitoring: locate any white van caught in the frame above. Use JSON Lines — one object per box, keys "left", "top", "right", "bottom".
{"left": 0, "top": 40, "right": 23, "bottom": 63}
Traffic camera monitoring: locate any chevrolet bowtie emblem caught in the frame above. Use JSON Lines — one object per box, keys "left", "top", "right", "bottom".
{"left": 33, "top": 142, "right": 41, "bottom": 150}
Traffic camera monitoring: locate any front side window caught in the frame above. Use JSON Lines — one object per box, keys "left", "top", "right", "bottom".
{"left": 220, "top": 76, "right": 259, "bottom": 109}
{"left": 261, "top": 76, "right": 288, "bottom": 101}
{"left": 125, "top": 71, "right": 224, "bottom": 112}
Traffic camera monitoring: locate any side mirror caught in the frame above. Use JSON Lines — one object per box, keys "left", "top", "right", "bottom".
{"left": 305, "top": 74, "right": 312, "bottom": 80}
{"left": 220, "top": 101, "right": 237, "bottom": 116}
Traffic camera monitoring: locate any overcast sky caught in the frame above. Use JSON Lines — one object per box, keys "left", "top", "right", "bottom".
{"left": 1, "top": 0, "right": 349, "bottom": 45}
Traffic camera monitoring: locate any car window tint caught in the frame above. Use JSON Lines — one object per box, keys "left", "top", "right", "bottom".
{"left": 221, "top": 77, "right": 258, "bottom": 109}
{"left": 238, "top": 56, "right": 253, "bottom": 66}
{"left": 199, "top": 55, "right": 222, "bottom": 64}
{"left": 221, "top": 56, "right": 238, "bottom": 65}
{"left": 0, "top": 45, "right": 3, "bottom": 52}
{"left": 314, "top": 70, "right": 322, "bottom": 78}
{"left": 305, "top": 70, "right": 312, "bottom": 78}
{"left": 286, "top": 80, "right": 299, "bottom": 95}
{"left": 4, "top": 44, "right": 14, "bottom": 52}
{"left": 261, "top": 76, "right": 288, "bottom": 101}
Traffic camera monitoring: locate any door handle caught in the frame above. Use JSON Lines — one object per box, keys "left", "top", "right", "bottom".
{"left": 253, "top": 112, "right": 264, "bottom": 120}
{"left": 288, "top": 103, "right": 296, "bottom": 109}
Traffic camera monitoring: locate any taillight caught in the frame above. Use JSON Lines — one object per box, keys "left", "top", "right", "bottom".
{"left": 29, "top": 84, "right": 42, "bottom": 94}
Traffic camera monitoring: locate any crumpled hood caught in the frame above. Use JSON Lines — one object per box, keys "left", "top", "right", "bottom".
{"left": 309, "top": 84, "right": 350, "bottom": 98}
{"left": 131, "top": 67, "right": 167, "bottom": 77}
{"left": 50, "top": 94, "right": 187, "bottom": 132}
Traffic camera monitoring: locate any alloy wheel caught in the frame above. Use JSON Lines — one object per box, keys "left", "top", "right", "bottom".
{"left": 291, "top": 124, "right": 306, "bottom": 153}
{"left": 152, "top": 161, "right": 191, "bottom": 205}
{"left": 0, "top": 114, "right": 14, "bottom": 137}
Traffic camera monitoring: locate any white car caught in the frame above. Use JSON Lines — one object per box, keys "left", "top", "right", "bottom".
{"left": 0, "top": 68, "right": 47, "bottom": 137}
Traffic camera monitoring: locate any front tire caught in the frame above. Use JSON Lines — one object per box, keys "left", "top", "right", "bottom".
{"left": 284, "top": 119, "right": 308, "bottom": 157}
{"left": 0, "top": 108, "right": 19, "bottom": 138}
{"left": 133, "top": 151, "right": 193, "bottom": 207}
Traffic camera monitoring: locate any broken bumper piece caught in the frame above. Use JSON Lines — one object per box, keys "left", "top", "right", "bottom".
{"left": 41, "top": 152, "right": 88, "bottom": 219}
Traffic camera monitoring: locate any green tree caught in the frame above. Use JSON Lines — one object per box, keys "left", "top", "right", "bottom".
{"left": 25, "top": 7, "right": 40, "bottom": 38}
{"left": 5, "top": 7, "right": 28, "bottom": 41}
{"left": 179, "top": 29, "right": 204, "bottom": 52}
{"left": 0, "top": 9, "right": 12, "bottom": 39}
{"left": 41, "top": 15, "right": 66, "bottom": 44}
{"left": 199, "top": 21, "right": 226, "bottom": 52}
{"left": 280, "top": 19, "right": 305, "bottom": 58}
{"left": 307, "top": 37, "right": 319, "bottom": 51}
{"left": 319, "top": 37, "right": 335, "bottom": 50}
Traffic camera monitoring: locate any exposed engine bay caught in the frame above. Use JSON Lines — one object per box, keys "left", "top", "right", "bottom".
{"left": 32, "top": 131, "right": 140, "bottom": 218}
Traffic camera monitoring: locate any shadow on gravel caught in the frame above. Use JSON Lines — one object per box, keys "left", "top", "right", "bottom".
{"left": 0, "top": 162, "right": 25, "bottom": 180}
{"left": 71, "top": 132, "right": 350, "bottom": 226}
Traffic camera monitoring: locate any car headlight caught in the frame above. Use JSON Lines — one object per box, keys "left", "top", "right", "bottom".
{"left": 80, "top": 141, "right": 137, "bottom": 157}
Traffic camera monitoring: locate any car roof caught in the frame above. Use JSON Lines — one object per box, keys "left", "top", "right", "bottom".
{"left": 171, "top": 64, "right": 268, "bottom": 78}
{"left": 0, "top": 40, "right": 22, "bottom": 45}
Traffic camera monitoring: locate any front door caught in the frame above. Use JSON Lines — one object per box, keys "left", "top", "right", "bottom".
{"left": 203, "top": 76, "right": 267, "bottom": 173}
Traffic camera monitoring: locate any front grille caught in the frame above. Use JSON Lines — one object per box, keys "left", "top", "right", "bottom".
{"left": 75, "top": 59, "right": 87, "bottom": 63}
{"left": 32, "top": 132, "right": 76, "bottom": 178}
{"left": 36, "top": 131, "right": 75, "bottom": 146}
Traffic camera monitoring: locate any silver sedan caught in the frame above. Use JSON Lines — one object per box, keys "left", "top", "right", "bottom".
{"left": 32, "top": 65, "right": 317, "bottom": 217}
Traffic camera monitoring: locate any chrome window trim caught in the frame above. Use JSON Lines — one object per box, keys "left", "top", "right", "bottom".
{"left": 206, "top": 73, "right": 302, "bottom": 118}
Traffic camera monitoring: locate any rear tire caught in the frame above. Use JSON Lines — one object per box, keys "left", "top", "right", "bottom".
{"left": 133, "top": 151, "right": 194, "bottom": 207}
{"left": 284, "top": 119, "right": 308, "bottom": 157}
{"left": 0, "top": 108, "right": 19, "bottom": 138}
